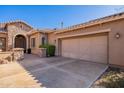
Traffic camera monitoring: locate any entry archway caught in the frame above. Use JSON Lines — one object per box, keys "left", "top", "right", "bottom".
{"left": 14, "top": 34, "right": 26, "bottom": 53}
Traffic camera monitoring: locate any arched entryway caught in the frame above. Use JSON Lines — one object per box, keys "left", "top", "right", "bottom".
{"left": 14, "top": 35, "right": 26, "bottom": 53}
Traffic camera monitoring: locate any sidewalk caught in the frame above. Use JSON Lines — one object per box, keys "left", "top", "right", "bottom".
{"left": 0, "top": 62, "right": 42, "bottom": 88}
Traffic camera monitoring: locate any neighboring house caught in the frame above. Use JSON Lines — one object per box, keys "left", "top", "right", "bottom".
{"left": 0, "top": 12, "right": 124, "bottom": 67}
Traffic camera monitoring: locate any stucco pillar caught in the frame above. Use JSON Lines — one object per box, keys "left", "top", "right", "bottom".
{"left": 26, "top": 36, "right": 28, "bottom": 49}
{"left": 56, "top": 39, "right": 61, "bottom": 56}
{"left": 28, "top": 36, "right": 30, "bottom": 48}
{"left": 12, "top": 35, "right": 14, "bottom": 49}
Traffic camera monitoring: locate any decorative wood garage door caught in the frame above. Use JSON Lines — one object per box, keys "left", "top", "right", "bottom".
{"left": 61, "top": 33, "right": 108, "bottom": 64}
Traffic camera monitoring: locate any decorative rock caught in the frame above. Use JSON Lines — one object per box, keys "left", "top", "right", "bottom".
{"left": 13, "top": 48, "right": 24, "bottom": 61}
{"left": 0, "top": 52, "right": 13, "bottom": 64}
{"left": 0, "top": 58, "right": 9, "bottom": 64}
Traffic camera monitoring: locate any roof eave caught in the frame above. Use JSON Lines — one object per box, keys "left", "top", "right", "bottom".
{"left": 55, "top": 12, "right": 124, "bottom": 34}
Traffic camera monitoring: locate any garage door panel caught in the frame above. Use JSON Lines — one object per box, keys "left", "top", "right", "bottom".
{"left": 62, "top": 38, "right": 79, "bottom": 59}
{"left": 61, "top": 34, "right": 108, "bottom": 64}
{"left": 79, "top": 37, "right": 91, "bottom": 60}
{"left": 90, "top": 35, "right": 107, "bottom": 63}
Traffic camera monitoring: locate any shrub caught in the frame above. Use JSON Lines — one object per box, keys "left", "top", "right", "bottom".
{"left": 39, "top": 44, "right": 55, "bottom": 57}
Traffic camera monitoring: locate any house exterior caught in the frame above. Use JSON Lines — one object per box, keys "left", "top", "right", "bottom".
{"left": 0, "top": 12, "right": 124, "bottom": 67}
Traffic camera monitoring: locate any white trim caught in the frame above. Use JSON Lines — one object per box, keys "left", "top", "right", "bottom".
{"left": 57, "top": 29, "right": 111, "bottom": 39}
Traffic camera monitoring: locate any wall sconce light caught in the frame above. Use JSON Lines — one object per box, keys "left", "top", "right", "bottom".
{"left": 115, "top": 33, "right": 120, "bottom": 39}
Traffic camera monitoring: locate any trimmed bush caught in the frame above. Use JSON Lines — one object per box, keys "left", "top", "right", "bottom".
{"left": 39, "top": 44, "right": 55, "bottom": 57}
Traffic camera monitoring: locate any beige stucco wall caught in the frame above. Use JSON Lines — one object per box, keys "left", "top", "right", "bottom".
{"left": 30, "top": 32, "right": 45, "bottom": 54}
{"left": 47, "top": 32, "right": 58, "bottom": 55}
{"left": 51, "top": 18, "right": 124, "bottom": 67}
{"left": 48, "top": 32, "right": 56, "bottom": 45}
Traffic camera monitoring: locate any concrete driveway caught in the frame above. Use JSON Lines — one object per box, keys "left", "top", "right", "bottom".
{"left": 19, "top": 54, "right": 108, "bottom": 88}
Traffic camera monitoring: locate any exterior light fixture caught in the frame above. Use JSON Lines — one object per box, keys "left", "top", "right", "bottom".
{"left": 115, "top": 33, "right": 120, "bottom": 39}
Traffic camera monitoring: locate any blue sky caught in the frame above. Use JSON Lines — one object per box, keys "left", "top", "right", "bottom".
{"left": 0, "top": 5, "right": 124, "bottom": 29}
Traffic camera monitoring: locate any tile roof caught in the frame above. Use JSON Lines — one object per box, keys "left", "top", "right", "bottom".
{"left": 0, "top": 20, "right": 33, "bottom": 32}
{"left": 55, "top": 12, "right": 124, "bottom": 34}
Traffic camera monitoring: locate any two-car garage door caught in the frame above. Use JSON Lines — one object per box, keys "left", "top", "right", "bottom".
{"left": 61, "top": 33, "right": 108, "bottom": 64}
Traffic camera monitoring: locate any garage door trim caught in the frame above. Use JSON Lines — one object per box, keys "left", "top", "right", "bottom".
{"left": 57, "top": 28, "right": 111, "bottom": 39}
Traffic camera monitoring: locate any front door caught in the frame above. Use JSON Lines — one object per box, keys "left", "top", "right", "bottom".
{"left": 15, "top": 35, "right": 26, "bottom": 53}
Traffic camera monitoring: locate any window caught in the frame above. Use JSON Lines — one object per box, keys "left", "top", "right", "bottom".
{"left": 42, "top": 37, "right": 45, "bottom": 45}
{"left": 0, "top": 38, "right": 6, "bottom": 51}
{"left": 31, "top": 38, "right": 35, "bottom": 48}
{"left": 0, "top": 40, "right": 3, "bottom": 49}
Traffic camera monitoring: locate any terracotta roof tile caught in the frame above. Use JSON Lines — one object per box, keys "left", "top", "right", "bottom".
{"left": 55, "top": 12, "right": 124, "bottom": 34}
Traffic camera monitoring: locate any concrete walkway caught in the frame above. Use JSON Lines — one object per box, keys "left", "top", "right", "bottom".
{"left": 19, "top": 54, "right": 108, "bottom": 88}
{"left": 0, "top": 61, "right": 42, "bottom": 88}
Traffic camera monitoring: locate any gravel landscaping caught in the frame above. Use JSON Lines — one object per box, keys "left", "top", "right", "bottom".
{"left": 91, "top": 67, "right": 124, "bottom": 88}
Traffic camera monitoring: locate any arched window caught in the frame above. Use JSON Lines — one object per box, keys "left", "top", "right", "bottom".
{"left": 42, "top": 37, "right": 45, "bottom": 45}
{"left": 31, "top": 38, "right": 35, "bottom": 48}
{"left": 0, "top": 38, "right": 6, "bottom": 51}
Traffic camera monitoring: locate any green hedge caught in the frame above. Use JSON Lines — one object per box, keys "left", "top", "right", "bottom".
{"left": 39, "top": 44, "right": 55, "bottom": 57}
